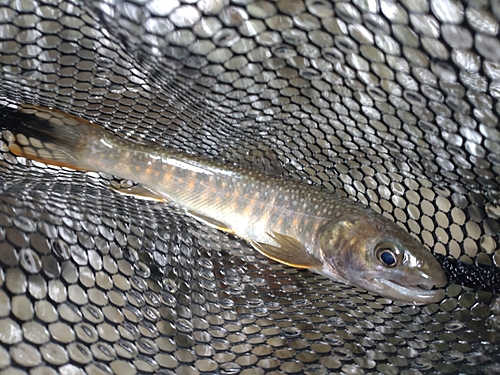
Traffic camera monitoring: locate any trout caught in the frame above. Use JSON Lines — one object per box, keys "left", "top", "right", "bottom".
{"left": 2, "top": 104, "right": 447, "bottom": 304}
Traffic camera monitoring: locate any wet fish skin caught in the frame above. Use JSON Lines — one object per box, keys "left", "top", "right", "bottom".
{"left": 2, "top": 104, "right": 448, "bottom": 304}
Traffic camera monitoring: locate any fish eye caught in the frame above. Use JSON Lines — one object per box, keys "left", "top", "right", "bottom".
{"left": 376, "top": 247, "right": 397, "bottom": 267}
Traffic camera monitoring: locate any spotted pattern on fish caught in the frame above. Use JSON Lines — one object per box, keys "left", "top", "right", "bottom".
{"left": 2, "top": 104, "right": 448, "bottom": 304}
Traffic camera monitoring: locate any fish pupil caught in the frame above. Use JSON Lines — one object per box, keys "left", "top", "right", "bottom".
{"left": 380, "top": 250, "right": 396, "bottom": 266}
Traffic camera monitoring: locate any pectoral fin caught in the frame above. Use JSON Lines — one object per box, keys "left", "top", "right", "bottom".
{"left": 187, "top": 210, "right": 235, "bottom": 234}
{"left": 249, "top": 231, "right": 323, "bottom": 269}
{"left": 110, "top": 185, "right": 167, "bottom": 202}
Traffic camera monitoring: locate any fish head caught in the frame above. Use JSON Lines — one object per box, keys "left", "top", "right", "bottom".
{"left": 318, "top": 213, "right": 447, "bottom": 304}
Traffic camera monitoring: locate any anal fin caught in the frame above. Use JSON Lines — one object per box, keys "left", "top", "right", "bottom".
{"left": 249, "top": 231, "right": 323, "bottom": 269}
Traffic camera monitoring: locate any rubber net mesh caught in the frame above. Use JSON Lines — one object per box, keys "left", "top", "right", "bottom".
{"left": 0, "top": 0, "right": 499, "bottom": 374}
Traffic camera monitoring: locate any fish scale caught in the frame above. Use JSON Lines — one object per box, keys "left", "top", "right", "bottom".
{"left": 2, "top": 104, "right": 448, "bottom": 304}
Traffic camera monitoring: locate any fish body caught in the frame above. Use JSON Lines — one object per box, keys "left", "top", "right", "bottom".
{"left": 2, "top": 104, "right": 448, "bottom": 303}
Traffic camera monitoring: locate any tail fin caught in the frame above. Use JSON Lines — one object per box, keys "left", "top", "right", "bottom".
{"left": 1, "top": 104, "right": 102, "bottom": 171}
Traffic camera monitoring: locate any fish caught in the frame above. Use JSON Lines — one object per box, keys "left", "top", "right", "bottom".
{"left": 1, "top": 104, "right": 448, "bottom": 304}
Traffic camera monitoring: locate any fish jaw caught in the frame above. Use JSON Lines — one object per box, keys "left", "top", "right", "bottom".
{"left": 374, "top": 278, "right": 445, "bottom": 304}
{"left": 317, "top": 263, "right": 447, "bottom": 304}
{"left": 354, "top": 270, "right": 447, "bottom": 304}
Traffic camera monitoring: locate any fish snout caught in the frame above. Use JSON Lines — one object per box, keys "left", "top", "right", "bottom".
{"left": 404, "top": 247, "right": 448, "bottom": 289}
{"left": 407, "top": 261, "right": 447, "bottom": 291}
{"left": 379, "top": 253, "right": 449, "bottom": 304}
{"left": 431, "top": 265, "right": 448, "bottom": 288}
{"left": 422, "top": 256, "right": 448, "bottom": 289}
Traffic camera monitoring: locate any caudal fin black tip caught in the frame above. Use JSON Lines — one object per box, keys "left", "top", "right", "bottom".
{"left": 1, "top": 104, "right": 96, "bottom": 170}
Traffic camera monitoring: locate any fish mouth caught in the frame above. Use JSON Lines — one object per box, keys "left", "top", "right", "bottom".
{"left": 372, "top": 278, "right": 446, "bottom": 304}
{"left": 316, "top": 264, "right": 447, "bottom": 304}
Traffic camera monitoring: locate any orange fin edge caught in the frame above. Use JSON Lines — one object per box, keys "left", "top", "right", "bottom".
{"left": 110, "top": 185, "right": 167, "bottom": 202}
{"left": 187, "top": 210, "right": 235, "bottom": 234}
